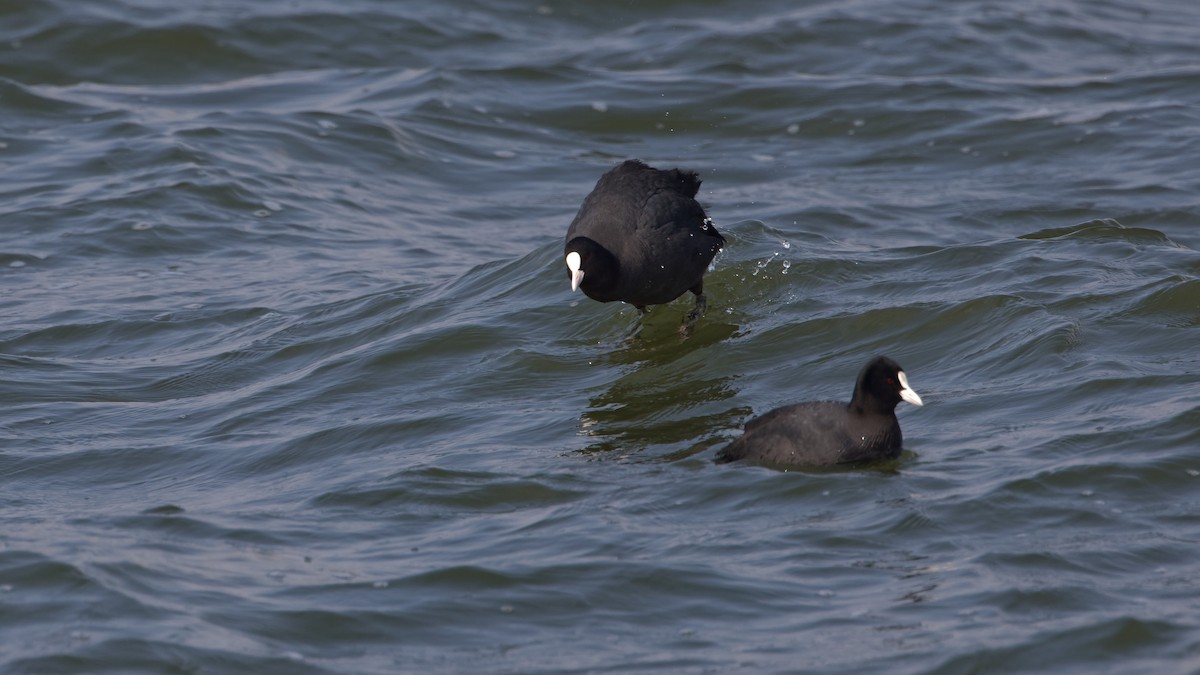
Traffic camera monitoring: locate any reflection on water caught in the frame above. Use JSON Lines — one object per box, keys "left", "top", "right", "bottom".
{"left": 575, "top": 312, "right": 748, "bottom": 458}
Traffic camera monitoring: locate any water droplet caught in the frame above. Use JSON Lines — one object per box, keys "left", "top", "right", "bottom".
{"left": 494, "top": 150, "right": 516, "bottom": 158}
{"left": 591, "top": 101, "right": 608, "bottom": 112}
{"left": 317, "top": 119, "right": 337, "bottom": 130}
{"left": 786, "top": 124, "right": 799, "bottom": 134}
{"left": 373, "top": 581, "right": 389, "bottom": 589}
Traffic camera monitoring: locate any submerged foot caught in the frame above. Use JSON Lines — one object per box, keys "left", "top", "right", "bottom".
{"left": 679, "top": 294, "right": 707, "bottom": 336}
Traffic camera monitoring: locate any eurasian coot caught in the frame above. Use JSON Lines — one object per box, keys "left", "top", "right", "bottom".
{"left": 564, "top": 159, "right": 725, "bottom": 321}
{"left": 715, "top": 356, "right": 923, "bottom": 467}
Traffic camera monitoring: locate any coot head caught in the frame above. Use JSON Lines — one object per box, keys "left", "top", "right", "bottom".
{"left": 853, "top": 356, "right": 923, "bottom": 415}
{"left": 564, "top": 236, "right": 619, "bottom": 300}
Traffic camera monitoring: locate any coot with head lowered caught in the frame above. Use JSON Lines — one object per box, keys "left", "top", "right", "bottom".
{"left": 564, "top": 159, "right": 725, "bottom": 321}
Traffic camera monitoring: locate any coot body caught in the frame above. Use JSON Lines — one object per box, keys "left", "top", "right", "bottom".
{"left": 715, "top": 356, "right": 923, "bottom": 467}
{"left": 564, "top": 159, "right": 724, "bottom": 317}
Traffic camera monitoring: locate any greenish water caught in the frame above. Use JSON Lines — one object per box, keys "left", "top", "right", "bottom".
{"left": 2, "top": 1, "right": 1200, "bottom": 673}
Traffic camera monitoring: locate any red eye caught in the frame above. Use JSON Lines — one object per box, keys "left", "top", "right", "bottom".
{"left": 886, "top": 378, "right": 895, "bottom": 385}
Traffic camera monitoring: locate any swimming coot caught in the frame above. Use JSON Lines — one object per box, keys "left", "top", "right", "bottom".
{"left": 564, "top": 159, "right": 725, "bottom": 320}
{"left": 715, "top": 356, "right": 923, "bottom": 467}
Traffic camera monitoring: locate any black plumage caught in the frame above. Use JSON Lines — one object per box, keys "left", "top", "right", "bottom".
{"left": 715, "top": 356, "right": 924, "bottom": 467}
{"left": 564, "top": 159, "right": 725, "bottom": 319}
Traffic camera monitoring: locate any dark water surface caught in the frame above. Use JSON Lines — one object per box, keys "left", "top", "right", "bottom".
{"left": 3, "top": 1, "right": 1200, "bottom": 672}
